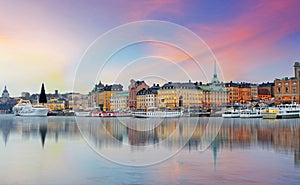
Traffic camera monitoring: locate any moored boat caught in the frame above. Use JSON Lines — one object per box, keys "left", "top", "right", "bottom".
{"left": 13, "top": 99, "right": 49, "bottom": 117}
{"left": 262, "top": 103, "right": 300, "bottom": 119}
{"left": 240, "top": 109, "right": 262, "bottom": 118}
{"left": 75, "top": 111, "right": 91, "bottom": 117}
{"left": 132, "top": 108, "right": 182, "bottom": 118}
{"left": 222, "top": 109, "right": 240, "bottom": 118}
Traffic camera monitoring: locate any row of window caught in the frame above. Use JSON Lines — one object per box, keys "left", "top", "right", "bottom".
{"left": 277, "top": 87, "right": 297, "bottom": 93}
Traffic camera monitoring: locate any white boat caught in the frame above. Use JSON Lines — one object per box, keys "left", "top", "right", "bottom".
{"left": 132, "top": 110, "right": 183, "bottom": 118}
{"left": 13, "top": 99, "right": 49, "bottom": 117}
{"left": 240, "top": 109, "right": 262, "bottom": 118}
{"left": 13, "top": 99, "right": 30, "bottom": 116}
{"left": 222, "top": 109, "right": 240, "bottom": 118}
{"left": 98, "top": 111, "right": 132, "bottom": 117}
{"left": 262, "top": 104, "right": 300, "bottom": 119}
{"left": 75, "top": 106, "right": 95, "bottom": 117}
{"left": 75, "top": 111, "right": 91, "bottom": 117}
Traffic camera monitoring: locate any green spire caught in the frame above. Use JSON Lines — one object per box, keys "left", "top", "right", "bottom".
{"left": 211, "top": 60, "right": 220, "bottom": 84}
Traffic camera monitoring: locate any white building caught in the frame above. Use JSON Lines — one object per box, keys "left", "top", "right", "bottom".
{"left": 110, "top": 91, "right": 128, "bottom": 111}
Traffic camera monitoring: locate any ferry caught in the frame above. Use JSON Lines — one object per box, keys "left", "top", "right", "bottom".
{"left": 240, "top": 109, "right": 262, "bottom": 118}
{"left": 132, "top": 108, "right": 182, "bottom": 118}
{"left": 262, "top": 103, "right": 300, "bottom": 119}
{"left": 222, "top": 109, "right": 240, "bottom": 118}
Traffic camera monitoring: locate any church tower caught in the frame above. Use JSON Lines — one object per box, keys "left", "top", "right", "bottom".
{"left": 211, "top": 60, "right": 220, "bottom": 84}
{"left": 2, "top": 85, "right": 9, "bottom": 99}
{"left": 294, "top": 62, "right": 300, "bottom": 79}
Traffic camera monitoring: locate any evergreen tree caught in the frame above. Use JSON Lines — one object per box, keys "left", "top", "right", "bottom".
{"left": 39, "top": 83, "right": 47, "bottom": 104}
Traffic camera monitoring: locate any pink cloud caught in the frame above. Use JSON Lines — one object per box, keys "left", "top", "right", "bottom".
{"left": 189, "top": 0, "right": 300, "bottom": 81}
{"left": 123, "top": 0, "right": 184, "bottom": 21}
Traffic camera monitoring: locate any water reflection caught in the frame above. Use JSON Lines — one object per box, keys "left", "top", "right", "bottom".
{"left": 0, "top": 115, "right": 300, "bottom": 166}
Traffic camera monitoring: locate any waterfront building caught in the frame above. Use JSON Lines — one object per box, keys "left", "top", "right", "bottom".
{"left": 110, "top": 90, "right": 129, "bottom": 111}
{"left": 250, "top": 85, "right": 258, "bottom": 100}
{"left": 99, "top": 84, "right": 123, "bottom": 111}
{"left": 157, "top": 81, "right": 202, "bottom": 108}
{"left": 224, "top": 82, "right": 239, "bottom": 104}
{"left": 258, "top": 89, "right": 272, "bottom": 101}
{"left": 88, "top": 81, "right": 105, "bottom": 108}
{"left": 258, "top": 82, "right": 274, "bottom": 101}
{"left": 274, "top": 62, "right": 300, "bottom": 104}
{"left": 274, "top": 77, "right": 300, "bottom": 104}
{"left": 201, "top": 85, "right": 228, "bottom": 106}
{"left": 224, "top": 82, "right": 258, "bottom": 104}
{"left": 66, "top": 93, "right": 89, "bottom": 110}
{"left": 136, "top": 84, "right": 160, "bottom": 109}
{"left": 199, "top": 60, "right": 228, "bottom": 106}
{"left": 128, "top": 79, "right": 149, "bottom": 109}
{"left": 238, "top": 83, "right": 252, "bottom": 103}
{"left": 46, "top": 97, "right": 66, "bottom": 111}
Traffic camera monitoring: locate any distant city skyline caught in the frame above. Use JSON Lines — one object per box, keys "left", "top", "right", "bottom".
{"left": 1, "top": 0, "right": 299, "bottom": 96}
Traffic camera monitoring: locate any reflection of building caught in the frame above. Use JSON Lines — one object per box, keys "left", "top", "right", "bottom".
{"left": 158, "top": 81, "right": 202, "bottom": 108}
{"left": 128, "top": 79, "right": 149, "bottom": 109}
{"left": 110, "top": 91, "right": 128, "bottom": 111}
{"left": 295, "top": 127, "right": 300, "bottom": 166}
{"left": 136, "top": 84, "right": 159, "bottom": 109}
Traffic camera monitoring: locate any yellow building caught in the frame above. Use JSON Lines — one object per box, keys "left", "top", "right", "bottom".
{"left": 136, "top": 87, "right": 159, "bottom": 109}
{"left": 98, "top": 84, "right": 123, "bottom": 111}
{"left": 157, "top": 82, "right": 203, "bottom": 108}
{"left": 225, "top": 82, "right": 239, "bottom": 104}
{"left": 46, "top": 98, "right": 65, "bottom": 111}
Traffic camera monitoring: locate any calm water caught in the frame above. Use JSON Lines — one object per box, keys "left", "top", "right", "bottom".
{"left": 0, "top": 115, "right": 300, "bottom": 185}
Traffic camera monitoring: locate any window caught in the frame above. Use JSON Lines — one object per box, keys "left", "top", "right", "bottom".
{"left": 292, "top": 87, "right": 297, "bottom": 93}
{"left": 285, "top": 87, "right": 289, "bottom": 93}
{"left": 277, "top": 87, "right": 281, "bottom": 93}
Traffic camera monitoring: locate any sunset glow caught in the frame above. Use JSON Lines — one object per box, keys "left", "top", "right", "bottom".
{"left": 0, "top": 0, "right": 299, "bottom": 95}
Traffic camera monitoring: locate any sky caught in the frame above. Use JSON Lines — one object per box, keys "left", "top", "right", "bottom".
{"left": 0, "top": 0, "right": 300, "bottom": 96}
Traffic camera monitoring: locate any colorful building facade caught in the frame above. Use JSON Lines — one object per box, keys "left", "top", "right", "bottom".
{"left": 110, "top": 91, "right": 128, "bottom": 111}
{"left": 274, "top": 62, "right": 300, "bottom": 104}
{"left": 157, "top": 82, "right": 203, "bottom": 108}
{"left": 127, "top": 79, "right": 149, "bottom": 109}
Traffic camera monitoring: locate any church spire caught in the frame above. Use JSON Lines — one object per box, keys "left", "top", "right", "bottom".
{"left": 211, "top": 60, "right": 220, "bottom": 84}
